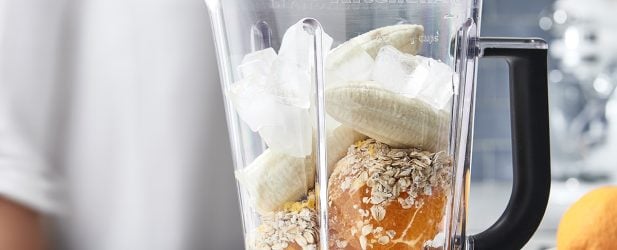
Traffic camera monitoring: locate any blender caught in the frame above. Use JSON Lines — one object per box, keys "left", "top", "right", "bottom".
{"left": 205, "top": 1, "right": 551, "bottom": 249}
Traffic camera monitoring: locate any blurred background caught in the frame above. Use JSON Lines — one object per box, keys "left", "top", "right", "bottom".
{"left": 1, "top": 0, "right": 616, "bottom": 249}
{"left": 470, "top": 0, "right": 617, "bottom": 249}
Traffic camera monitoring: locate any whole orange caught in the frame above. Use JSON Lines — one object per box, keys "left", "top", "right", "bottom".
{"left": 557, "top": 186, "right": 617, "bottom": 250}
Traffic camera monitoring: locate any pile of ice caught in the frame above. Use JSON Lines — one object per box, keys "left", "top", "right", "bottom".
{"left": 228, "top": 21, "right": 333, "bottom": 157}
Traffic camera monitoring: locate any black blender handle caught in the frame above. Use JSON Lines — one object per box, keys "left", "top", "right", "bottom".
{"left": 469, "top": 38, "right": 551, "bottom": 250}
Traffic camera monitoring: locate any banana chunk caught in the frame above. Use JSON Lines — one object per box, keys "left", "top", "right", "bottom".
{"left": 325, "top": 82, "right": 450, "bottom": 152}
{"left": 235, "top": 149, "right": 314, "bottom": 214}
{"left": 235, "top": 126, "right": 365, "bottom": 214}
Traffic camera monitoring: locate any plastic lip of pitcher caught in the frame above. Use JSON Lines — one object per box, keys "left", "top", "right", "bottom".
{"left": 205, "top": 1, "right": 551, "bottom": 249}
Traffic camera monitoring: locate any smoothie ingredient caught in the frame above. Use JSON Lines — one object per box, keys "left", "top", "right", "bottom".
{"left": 325, "top": 82, "right": 450, "bottom": 151}
{"left": 371, "top": 46, "right": 454, "bottom": 111}
{"left": 235, "top": 149, "right": 314, "bottom": 214}
{"left": 328, "top": 139, "right": 452, "bottom": 250}
{"left": 557, "top": 186, "right": 617, "bottom": 250}
{"left": 251, "top": 192, "right": 318, "bottom": 250}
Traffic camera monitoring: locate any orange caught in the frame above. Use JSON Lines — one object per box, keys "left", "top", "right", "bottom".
{"left": 328, "top": 184, "right": 447, "bottom": 250}
{"left": 557, "top": 186, "right": 617, "bottom": 250}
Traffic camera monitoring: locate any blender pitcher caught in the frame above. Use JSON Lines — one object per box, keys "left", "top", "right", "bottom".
{"left": 205, "top": 0, "right": 551, "bottom": 249}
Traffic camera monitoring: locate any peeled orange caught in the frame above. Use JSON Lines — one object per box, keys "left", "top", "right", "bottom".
{"left": 557, "top": 186, "right": 617, "bottom": 250}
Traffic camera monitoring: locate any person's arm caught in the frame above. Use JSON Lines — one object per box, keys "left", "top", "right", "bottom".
{"left": 0, "top": 1, "right": 65, "bottom": 249}
{"left": 0, "top": 197, "right": 45, "bottom": 250}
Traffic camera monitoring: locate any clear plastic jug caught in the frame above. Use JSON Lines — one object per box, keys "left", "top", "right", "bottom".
{"left": 205, "top": 1, "right": 551, "bottom": 249}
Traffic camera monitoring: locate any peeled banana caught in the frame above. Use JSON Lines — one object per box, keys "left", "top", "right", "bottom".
{"left": 235, "top": 126, "right": 365, "bottom": 214}
{"left": 235, "top": 149, "right": 314, "bottom": 214}
{"left": 325, "top": 82, "right": 450, "bottom": 152}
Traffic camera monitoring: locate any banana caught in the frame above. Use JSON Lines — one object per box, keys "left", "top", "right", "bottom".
{"left": 235, "top": 149, "right": 314, "bottom": 214}
{"left": 327, "top": 125, "right": 368, "bottom": 176}
{"left": 326, "top": 24, "right": 424, "bottom": 85}
{"left": 325, "top": 82, "right": 450, "bottom": 152}
{"left": 235, "top": 126, "right": 365, "bottom": 214}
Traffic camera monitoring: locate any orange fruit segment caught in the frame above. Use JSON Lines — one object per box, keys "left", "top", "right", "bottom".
{"left": 327, "top": 139, "right": 451, "bottom": 250}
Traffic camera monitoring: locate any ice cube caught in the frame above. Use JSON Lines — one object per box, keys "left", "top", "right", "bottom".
{"left": 279, "top": 20, "right": 333, "bottom": 69}
{"left": 227, "top": 76, "right": 275, "bottom": 132}
{"left": 266, "top": 59, "right": 312, "bottom": 108}
{"left": 227, "top": 76, "right": 313, "bottom": 157}
{"left": 371, "top": 46, "right": 423, "bottom": 96}
{"left": 238, "top": 48, "right": 277, "bottom": 78}
{"left": 371, "top": 46, "right": 453, "bottom": 111}
{"left": 258, "top": 106, "right": 313, "bottom": 157}
{"left": 326, "top": 43, "right": 374, "bottom": 86}
{"left": 415, "top": 58, "right": 454, "bottom": 110}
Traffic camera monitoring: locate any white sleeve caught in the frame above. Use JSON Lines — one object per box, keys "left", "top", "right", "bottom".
{"left": 0, "top": 121, "right": 60, "bottom": 214}
{"left": 0, "top": 0, "right": 64, "bottom": 214}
